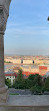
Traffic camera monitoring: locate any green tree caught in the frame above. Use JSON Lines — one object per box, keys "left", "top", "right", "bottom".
{"left": 30, "top": 85, "right": 42, "bottom": 93}
{"left": 28, "top": 74, "right": 43, "bottom": 94}
{"left": 44, "top": 77, "right": 49, "bottom": 91}
{"left": 24, "top": 79, "right": 32, "bottom": 89}
{"left": 13, "top": 80, "right": 25, "bottom": 89}
{"left": 5, "top": 78, "right": 11, "bottom": 88}
{"left": 13, "top": 69, "right": 25, "bottom": 89}
{"left": 17, "top": 69, "right": 24, "bottom": 81}
{"left": 28, "top": 74, "right": 35, "bottom": 81}
{"left": 28, "top": 74, "right": 42, "bottom": 86}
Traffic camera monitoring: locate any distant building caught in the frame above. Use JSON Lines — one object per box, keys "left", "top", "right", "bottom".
{"left": 5, "top": 72, "right": 17, "bottom": 85}
{"left": 39, "top": 66, "right": 47, "bottom": 76}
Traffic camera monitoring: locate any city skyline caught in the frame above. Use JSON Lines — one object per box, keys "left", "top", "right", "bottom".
{"left": 4, "top": 0, "right": 49, "bottom": 56}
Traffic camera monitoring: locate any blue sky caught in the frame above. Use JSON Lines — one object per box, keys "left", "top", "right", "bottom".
{"left": 4, "top": 0, "right": 49, "bottom": 55}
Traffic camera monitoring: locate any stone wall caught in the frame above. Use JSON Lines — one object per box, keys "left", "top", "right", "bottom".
{"left": 0, "top": 106, "right": 49, "bottom": 111}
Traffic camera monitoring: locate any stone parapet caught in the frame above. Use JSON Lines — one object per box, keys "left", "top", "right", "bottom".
{"left": 0, "top": 95, "right": 49, "bottom": 111}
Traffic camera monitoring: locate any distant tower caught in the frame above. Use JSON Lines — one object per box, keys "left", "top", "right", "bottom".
{"left": 21, "top": 59, "right": 23, "bottom": 64}
{"left": 33, "top": 60, "right": 34, "bottom": 64}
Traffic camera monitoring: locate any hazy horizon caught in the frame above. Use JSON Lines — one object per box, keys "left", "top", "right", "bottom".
{"left": 4, "top": 53, "right": 49, "bottom": 56}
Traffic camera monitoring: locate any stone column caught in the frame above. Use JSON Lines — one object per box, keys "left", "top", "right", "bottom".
{"left": 0, "top": 0, "right": 11, "bottom": 104}
{"left": 0, "top": 33, "right": 5, "bottom": 88}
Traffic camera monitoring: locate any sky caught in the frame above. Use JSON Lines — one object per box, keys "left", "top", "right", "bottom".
{"left": 4, "top": 0, "right": 49, "bottom": 56}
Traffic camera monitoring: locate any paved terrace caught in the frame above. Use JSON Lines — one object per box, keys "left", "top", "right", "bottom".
{"left": 7, "top": 95, "right": 49, "bottom": 106}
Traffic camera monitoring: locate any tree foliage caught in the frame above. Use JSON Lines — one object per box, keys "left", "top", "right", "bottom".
{"left": 5, "top": 78, "right": 11, "bottom": 88}
{"left": 8, "top": 69, "right": 49, "bottom": 94}
{"left": 44, "top": 77, "right": 49, "bottom": 91}
{"left": 17, "top": 69, "right": 24, "bottom": 81}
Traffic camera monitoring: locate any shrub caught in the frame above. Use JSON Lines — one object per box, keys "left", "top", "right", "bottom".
{"left": 30, "top": 85, "right": 42, "bottom": 94}
{"left": 44, "top": 77, "right": 49, "bottom": 91}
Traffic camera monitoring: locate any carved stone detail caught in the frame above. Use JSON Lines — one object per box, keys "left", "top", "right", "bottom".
{"left": 0, "top": 9, "right": 4, "bottom": 32}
